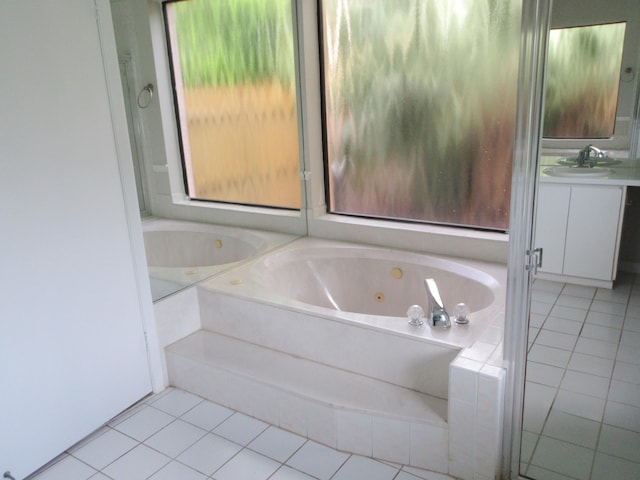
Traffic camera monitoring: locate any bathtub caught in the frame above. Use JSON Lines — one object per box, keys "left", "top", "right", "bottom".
{"left": 168, "top": 236, "right": 508, "bottom": 472}
{"left": 195, "top": 237, "right": 506, "bottom": 400}
{"left": 205, "top": 237, "right": 506, "bottom": 349}
{"left": 142, "top": 218, "right": 296, "bottom": 301}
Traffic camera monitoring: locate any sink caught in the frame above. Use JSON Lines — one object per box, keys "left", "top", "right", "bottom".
{"left": 543, "top": 166, "right": 613, "bottom": 178}
{"left": 557, "top": 157, "right": 622, "bottom": 166}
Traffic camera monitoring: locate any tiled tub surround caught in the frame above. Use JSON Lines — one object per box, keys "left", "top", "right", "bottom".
{"left": 142, "top": 218, "right": 296, "bottom": 300}
{"left": 163, "top": 237, "right": 508, "bottom": 479}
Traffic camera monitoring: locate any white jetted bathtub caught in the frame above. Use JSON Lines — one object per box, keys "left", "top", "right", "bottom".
{"left": 142, "top": 218, "right": 295, "bottom": 300}
{"left": 250, "top": 242, "right": 501, "bottom": 343}
{"left": 165, "top": 237, "right": 507, "bottom": 473}
{"left": 204, "top": 237, "right": 505, "bottom": 349}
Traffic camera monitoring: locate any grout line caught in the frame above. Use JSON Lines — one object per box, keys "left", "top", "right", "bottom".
{"left": 525, "top": 276, "right": 640, "bottom": 479}
{"left": 327, "top": 453, "right": 353, "bottom": 480}
{"left": 263, "top": 438, "right": 311, "bottom": 479}
{"left": 529, "top": 280, "right": 591, "bottom": 476}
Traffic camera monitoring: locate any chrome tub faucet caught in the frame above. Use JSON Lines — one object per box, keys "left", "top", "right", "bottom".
{"left": 424, "top": 278, "right": 451, "bottom": 328}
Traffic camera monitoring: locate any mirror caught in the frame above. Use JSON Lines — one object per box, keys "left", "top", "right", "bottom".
{"left": 142, "top": 219, "right": 297, "bottom": 301}
{"left": 543, "top": 22, "right": 626, "bottom": 140}
{"left": 110, "top": 1, "right": 301, "bottom": 303}
{"left": 521, "top": 0, "right": 640, "bottom": 478}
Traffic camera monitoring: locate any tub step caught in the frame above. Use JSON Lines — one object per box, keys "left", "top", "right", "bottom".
{"left": 166, "top": 330, "right": 449, "bottom": 471}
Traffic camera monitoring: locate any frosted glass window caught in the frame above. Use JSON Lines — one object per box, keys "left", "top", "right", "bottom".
{"left": 164, "top": 0, "right": 301, "bottom": 209}
{"left": 543, "top": 22, "right": 626, "bottom": 139}
{"left": 320, "top": 0, "right": 522, "bottom": 231}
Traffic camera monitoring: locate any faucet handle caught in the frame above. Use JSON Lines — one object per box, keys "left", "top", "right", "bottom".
{"left": 454, "top": 303, "right": 470, "bottom": 324}
{"left": 407, "top": 305, "right": 425, "bottom": 326}
{"left": 589, "top": 145, "right": 607, "bottom": 158}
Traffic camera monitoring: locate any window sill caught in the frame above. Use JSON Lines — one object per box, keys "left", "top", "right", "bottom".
{"left": 161, "top": 196, "right": 306, "bottom": 236}
{"left": 171, "top": 196, "right": 300, "bottom": 217}
{"left": 162, "top": 196, "right": 508, "bottom": 263}
{"left": 307, "top": 212, "right": 509, "bottom": 264}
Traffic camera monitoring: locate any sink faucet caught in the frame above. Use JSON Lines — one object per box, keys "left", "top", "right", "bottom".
{"left": 424, "top": 278, "right": 451, "bottom": 328}
{"left": 575, "top": 144, "right": 606, "bottom": 168}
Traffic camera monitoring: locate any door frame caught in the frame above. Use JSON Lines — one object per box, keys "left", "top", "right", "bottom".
{"left": 502, "top": 0, "right": 553, "bottom": 478}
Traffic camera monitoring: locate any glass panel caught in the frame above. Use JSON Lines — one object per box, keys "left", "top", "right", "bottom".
{"left": 320, "top": 0, "right": 522, "bottom": 230}
{"left": 165, "top": 0, "right": 301, "bottom": 209}
{"left": 543, "top": 22, "right": 626, "bottom": 139}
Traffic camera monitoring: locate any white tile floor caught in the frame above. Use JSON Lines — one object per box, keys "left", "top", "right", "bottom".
{"left": 28, "top": 275, "right": 639, "bottom": 480}
{"left": 27, "top": 388, "right": 455, "bottom": 480}
{"left": 521, "top": 273, "right": 640, "bottom": 480}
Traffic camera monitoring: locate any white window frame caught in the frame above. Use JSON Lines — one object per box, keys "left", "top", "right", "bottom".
{"left": 148, "top": 0, "right": 307, "bottom": 236}
{"left": 149, "top": 0, "right": 510, "bottom": 263}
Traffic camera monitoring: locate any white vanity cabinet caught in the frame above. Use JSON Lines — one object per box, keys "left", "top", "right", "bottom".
{"left": 534, "top": 183, "right": 626, "bottom": 287}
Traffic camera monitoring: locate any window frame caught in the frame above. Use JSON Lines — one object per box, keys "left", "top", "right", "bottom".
{"left": 302, "top": 0, "right": 509, "bottom": 261}
{"left": 147, "top": 0, "right": 306, "bottom": 235}
{"left": 314, "top": 0, "right": 523, "bottom": 233}
{"left": 149, "top": 0, "right": 510, "bottom": 262}
{"left": 162, "top": 0, "right": 306, "bottom": 211}
{"left": 162, "top": 0, "right": 192, "bottom": 198}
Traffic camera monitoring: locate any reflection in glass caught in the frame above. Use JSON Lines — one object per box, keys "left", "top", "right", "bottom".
{"left": 165, "top": 0, "right": 301, "bottom": 209}
{"left": 543, "top": 22, "right": 626, "bottom": 139}
{"left": 320, "top": 0, "right": 523, "bottom": 230}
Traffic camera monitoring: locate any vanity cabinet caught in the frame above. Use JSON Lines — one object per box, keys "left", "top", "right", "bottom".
{"left": 534, "top": 183, "right": 626, "bottom": 286}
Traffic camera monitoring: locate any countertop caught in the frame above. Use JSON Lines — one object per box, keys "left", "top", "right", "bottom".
{"left": 539, "top": 156, "right": 640, "bottom": 187}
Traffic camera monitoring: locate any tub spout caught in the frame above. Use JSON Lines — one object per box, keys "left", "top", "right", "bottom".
{"left": 424, "top": 278, "right": 451, "bottom": 328}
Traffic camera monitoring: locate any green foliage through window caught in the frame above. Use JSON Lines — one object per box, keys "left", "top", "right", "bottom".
{"left": 164, "top": 0, "right": 301, "bottom": 209}
{"left": 321, "top": 0, "right": 522, "bottom": 230}
{"left": 170, "top": 0, "right": 295, "bottom": 87}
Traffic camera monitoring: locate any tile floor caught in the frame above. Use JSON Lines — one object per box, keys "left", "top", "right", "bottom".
{"left": 521, "top": 273, "right": 640, "bottom": 480}
{"left": 27, "top": 274, "right": 639, "bottom": 480}
{"left": 27, "top": 388, "right": 455, "bottom": 480}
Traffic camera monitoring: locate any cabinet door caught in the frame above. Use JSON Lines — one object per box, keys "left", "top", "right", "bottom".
{"left": 564, "top": 185, "right": 624, "bottom": 281}
{"left": 534, "top": 184, "right": 571, "bottom": 274}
